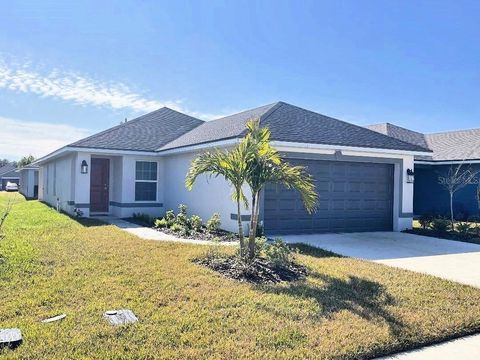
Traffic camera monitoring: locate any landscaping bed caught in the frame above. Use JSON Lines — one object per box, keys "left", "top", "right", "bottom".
{"left": 405, "top": 228, "right": 480, "bottom": 245}
{"left": 128, "top": 205, "right": 239, "bottom": 242}
{"left": 407, "top": 218, "right": 480, "bottom": 245}
{"left": 2, "top": 193, "right": 480, "bottom": 359}
{"left": 194, "top": 255, "right": 308, "bottom": 284}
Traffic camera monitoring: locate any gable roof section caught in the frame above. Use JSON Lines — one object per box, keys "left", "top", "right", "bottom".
{"left": 159, "top": 103, "right": 279, "bottom": 151}
{"left": 70, "top": 107, "right": 204, "bottom": 152}
{"left": 160, "top": 102, "right": 431, "bottom": 153}
{"left": 0, "top": 164, "right": 19, "bottom": 178}
{"left": 366, "top": 123, "right": 480, "bottom": 161}
{"left": 365, "top": 123, "right": 429, "bottom": 149}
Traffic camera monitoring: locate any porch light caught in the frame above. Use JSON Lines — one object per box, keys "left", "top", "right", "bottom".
{"left": 80, "top": 160, "right": 88, "bottom": 174}
{"left": 406, "top": 168, "right": 415, "bottom": 183}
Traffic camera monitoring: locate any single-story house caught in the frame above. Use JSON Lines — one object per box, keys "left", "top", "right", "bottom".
{"left": 17, "top": 165, "right": 39, "bottom": 199}
{"left": 366, "top": 123, "right": 480, "bottom": 219}
{"left": 0, "top": 164, "right": 20, "bottom": 190}
{"left": 34, "top": 102, "right": 432, "bottom": 234}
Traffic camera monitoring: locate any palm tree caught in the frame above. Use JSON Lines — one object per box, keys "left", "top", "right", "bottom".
{"left": 185, "top": 141, "right": 253, "bottom": 257}
{"left": 243, "top": 120, "right": 318, "bottom": 260}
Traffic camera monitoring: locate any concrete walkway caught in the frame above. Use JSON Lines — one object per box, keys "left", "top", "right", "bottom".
{"left": 282, "top": 231, "right": 480, "bottom": 288}
{"left": 94, "top": 217, "right": 236, "bottom": 246}
{"left": 381, "top": 334, "right": 480, "bottom": 359}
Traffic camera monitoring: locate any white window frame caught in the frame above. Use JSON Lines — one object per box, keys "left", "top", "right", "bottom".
{"left": 134, "top": 160, "right": 158, "bottom": 202}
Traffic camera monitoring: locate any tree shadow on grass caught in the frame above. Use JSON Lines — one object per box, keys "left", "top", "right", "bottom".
{"left": 262, "top": 272, "right": 406, "bottom": 337}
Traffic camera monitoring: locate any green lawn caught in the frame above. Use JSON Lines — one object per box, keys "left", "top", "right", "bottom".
{"left": 1, "top": 193, "right": 480, "bottom": 359}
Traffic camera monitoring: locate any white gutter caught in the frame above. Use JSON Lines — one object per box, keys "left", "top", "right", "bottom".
{"left": 271, "top": 141, "right": 432, "bottom": 156}
{"left": 157, "top": 138, "right": 241, "bottom": 155}
{"left": 34, "top": 146, "right": 159, "bottom": 165}
{"left": 415, "top": 159, "right": 480, "bottom": 165}
{"left": 158, "top": 139, "right": 432, "bottom": 157}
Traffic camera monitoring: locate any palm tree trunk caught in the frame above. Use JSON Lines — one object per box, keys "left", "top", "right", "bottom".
{"left": 236, "top": 192, "right": 245, "bottom": 258}
{"left": 248, "top": 192, "right": 258, "bottom": 260}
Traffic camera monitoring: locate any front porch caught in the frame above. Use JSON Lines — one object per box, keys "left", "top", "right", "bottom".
{"left": 49, "top": 151, "right": 165, "bottom": 219}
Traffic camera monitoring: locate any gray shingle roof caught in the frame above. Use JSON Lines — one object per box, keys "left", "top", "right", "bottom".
{"left": 366, "top": 123, "right": 480, "bottom": 161}
{"left": 160, "top": 102, "right": 431, "bottom": 153}
{"left": 69, "top": 108, "right": 204, "bottom": 152}
{"left": 158, "top": 103, "right": 279, "bottom": 151}
{"left": 0, "top": 164, "right": 19, "bottom": 178}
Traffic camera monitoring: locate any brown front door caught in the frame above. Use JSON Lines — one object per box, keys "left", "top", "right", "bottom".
{"left": 90, "top": 158, "right": 110, "bottom": 213}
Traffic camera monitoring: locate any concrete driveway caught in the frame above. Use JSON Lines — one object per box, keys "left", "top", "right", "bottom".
{"left": 282, "top": 232, "right": 480, "bottom": 288}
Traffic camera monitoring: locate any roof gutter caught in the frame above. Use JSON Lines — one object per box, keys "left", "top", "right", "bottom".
{"left": 157, "top": 139, "right": 432, "bottom": 157}
{"left": 157, "top": 138, "right": 241, "bottom": 155}
{"left": 271, "top": 141, "right": 432, "bottom": 157}
{"left": 415, "top": 159, "right": 480, "bottom": 165}
{"left": 33, "top": 146, "right": 159, "bottom": 165}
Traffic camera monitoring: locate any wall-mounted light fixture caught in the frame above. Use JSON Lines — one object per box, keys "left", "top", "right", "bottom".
{"left": 80, "top": 160, "right": 88, "bottom": 174}
{"left": 406, "top": 168, "right": 415, "bottom": 183}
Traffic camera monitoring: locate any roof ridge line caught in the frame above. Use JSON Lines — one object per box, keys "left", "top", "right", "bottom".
{"left": 237, "top": 102, "right": 284, "bottom": 137}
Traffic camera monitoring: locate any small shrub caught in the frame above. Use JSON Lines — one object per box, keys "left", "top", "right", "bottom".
{"left": 468, "top": 215, "right": 480, "bottom": 237}
{"left": 255, "top": 236, "right": 267, "bottom": 256}
{"left": 418, "top": 214, "right": 433, "bottom": 229}
{"left": 154, "top": 218, "right": 168, "bottom": 229}
{"left": 206, "top": 213, "right": 221, "bottom": 232}
{"left": 456, "top": 222, "right": 472, "bottom": 235}
{"left": 264, "top": 239, "right": 293, "bottom": 268}
{"left": 430, "top": 217, "right": 450, "bottom": 232}
{"left": 165, "top": 210, "right": 176, "bottom": 226}
{"left": 178, "top": 204, "right": 188, "bottom": 215}
{"left": 176, "top": 212, "right": 189, "bottom": 227}
{"left": 190, "top": 215, "right": 202, "bottom": 232}
{"left": 170, "top": 223, "right": 183, "bottom": 232}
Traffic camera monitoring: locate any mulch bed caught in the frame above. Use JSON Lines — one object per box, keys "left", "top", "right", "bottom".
{"left": 159, "top": 227, "right": 238, "bottom": 242}
{"left": 194, "top": 255, "right": 308, "bottom": 284}
{"left": 125, "top": 217, "right": 237, "bottom": 242}
{"left": 404, "top": 228, "right": 480, "bottom": 245}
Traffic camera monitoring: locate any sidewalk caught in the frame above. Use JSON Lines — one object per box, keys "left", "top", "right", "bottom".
{"left": 94, "top": 216, "right": 236, "bottom": 246}
{"left": 381, "top": 334, "right": 480, "bottom": 359}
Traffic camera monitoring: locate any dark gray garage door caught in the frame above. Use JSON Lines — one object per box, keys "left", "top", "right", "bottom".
{"left": 263, "top": 159, "right": 394, "bottom": 234}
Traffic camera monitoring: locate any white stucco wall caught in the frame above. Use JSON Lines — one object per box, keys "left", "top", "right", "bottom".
{"left": 163, "top": 152, "right": 251, "bottom": 233}
{"left": 39, "top": 154, "right": 76, "bottom": 214}
{"left": 18, "top": 169, "right": 38, "bottom": 198}
{"left": 110, "top": 154, "right": 164, "bottom": 218}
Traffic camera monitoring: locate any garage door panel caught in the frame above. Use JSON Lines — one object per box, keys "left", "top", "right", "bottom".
{"left": 264, "top": 159, "right": 394, "bottom": 234}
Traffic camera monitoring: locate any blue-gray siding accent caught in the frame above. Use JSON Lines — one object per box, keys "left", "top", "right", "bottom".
{"left": 230, "top": 214, "right": 251, "bottom": 221}
{"left": 414, "top": 164, "right": 480, "bottom": 218}
{"left": 109, "top": 201, "right": 163, "bottom": 208}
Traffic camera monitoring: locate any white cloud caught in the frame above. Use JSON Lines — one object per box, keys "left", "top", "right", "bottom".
{"left": 0, "top": 57, "right": 238, "bottom": 121}
{"left": 0, "top": 59, "right": 182, "bottom": 113}
{"left": 0, "top": 116, "right": 92, "bottom": 160}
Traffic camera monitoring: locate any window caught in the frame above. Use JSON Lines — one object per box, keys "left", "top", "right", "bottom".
{"left": 135, "top": 161, "right": 157, "bottom": 201}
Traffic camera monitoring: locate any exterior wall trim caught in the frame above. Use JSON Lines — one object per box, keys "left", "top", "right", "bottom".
{"left": 109, "top": 201, "right": 163, "bottom": 208}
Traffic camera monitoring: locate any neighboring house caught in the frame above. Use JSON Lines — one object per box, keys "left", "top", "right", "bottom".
{"left": 17, "top": 165, "right": 39, "bottom": 199}
{"left": 0, "top": 164, "right": 20, "bottom": 190}
{"left": 34, "top": 102, "right": 431, "bottom": 234}
{"left": 366, "top": 123, "right": 480, "bottom": 218}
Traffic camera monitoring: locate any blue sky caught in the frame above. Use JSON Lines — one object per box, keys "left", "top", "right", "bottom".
{"left": 0, "top": 0, "right": 479, "bottom": 160}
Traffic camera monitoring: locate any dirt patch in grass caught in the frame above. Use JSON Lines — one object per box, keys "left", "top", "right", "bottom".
{"left": 194, "top": 255, "right": 308, "bottom": 284}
